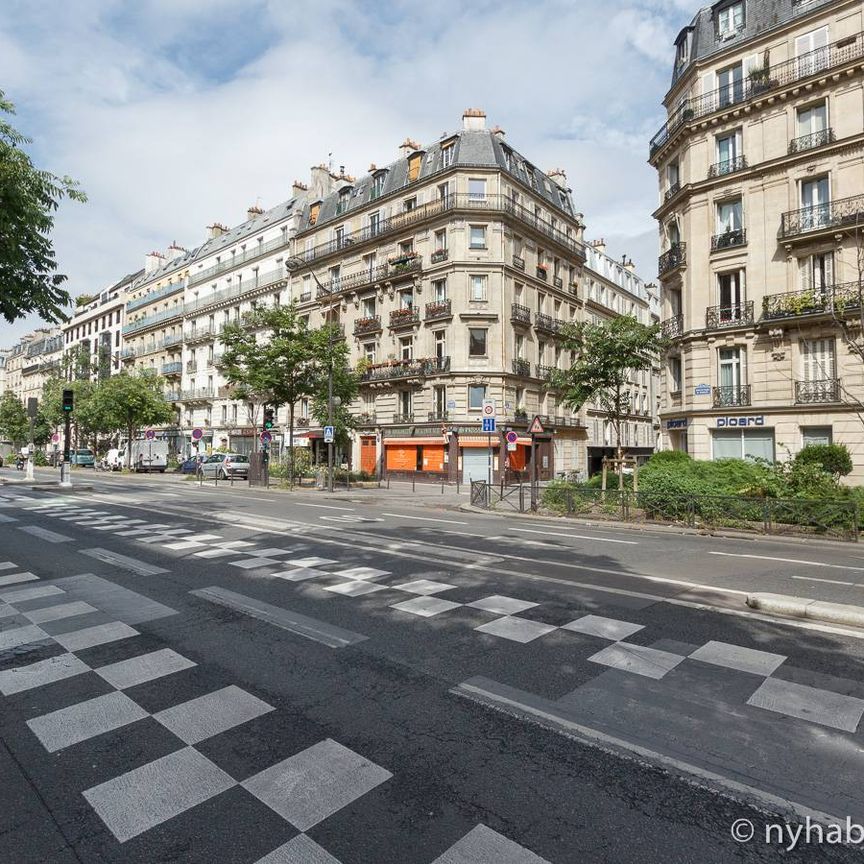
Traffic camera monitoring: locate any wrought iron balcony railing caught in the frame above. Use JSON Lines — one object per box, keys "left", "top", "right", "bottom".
{"left": 711, "top": 229, "right": 747, "bottom": 251}
{"left": 658, "top": 243, "right": 686, "bottom": 276}
{"left": 660, "top": 315, "right": 683, "bottom": 339}
{"left": 427, "top": 411, "right": 449, "bottom": 422}
{"left": 795, "top": 378, "right": 841, "bottom": 404}
{"left": 425, "top": 299, "right": 452, "bottom": 321}
{"left": 713, "top": 385, "right": 751, "bottom": 408}
{"left": 510, "top": 303, "right": 532, "bottom": 325}
{"left": 512, "top": 255, "right": 526, "bottom": 271}
{"left": 762, "top": 281, "right": 864, "bottom": 320}
{"left": 123, "top": 305, "right": 185, "bottom": 336}
{"left": 706, "top": 301, "right": 754, "bottom": 330}
{"left": 180, "top": 388, "right": 215, "bottom": 402}
{"left": 664, "top": 182, "right": 681, "bottom": 202}
{"left": 316, "top": 258, "right": 421, "bottom": 299}
{"left": 789, "top": 128, "right": 835, "bottom": 154}
{"left": 780, "top": 194, "right": 864, "bottom": 238}
{"left": 360, "top": 356, "right": 450, "bottom": 383}
{"left": 161, "top": 362, "right": 182, "bottom": 376}
{"left": 511, "top": 358, "right": 531, "bottom": 376}
{"left": 184, "top": 325, "right": 218, "bottom": 344}
{"left": 430, "top": 249, "right": 449, "bottom": 264}
{"left": 536, "top": 363, "right": 558, "bottom": 380}
{"left": 389, "top": 308, "right": 420, "bottom": 328}
{"left": 708, "top": 156, "right": 747, "bottom": 178}
{"left": 650, "top": 32, "right": 864, "bottom": 158}
{"left": 184, "top": 268, "right": 288, "bottom": 316}
{"left": 188, "top": 233, "right": 291, "bottom": 288}
{"left": 392, "top": 413, "right": 414, "bottom": 424}
{"left": 127, "top": 281, "right": 185, "bottom": 312}
{"left": 353, "top": 316, "right": 382, "bottom": 336}
{"left": 536, "top": 266, "right": 548, "bottom": 280}
{"left": 535, "top": 312, "right": 564, "bottom": 335}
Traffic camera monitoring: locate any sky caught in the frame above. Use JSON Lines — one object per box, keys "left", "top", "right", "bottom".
{"left": 0, "top": 0, "right": 702, "bottom": 345}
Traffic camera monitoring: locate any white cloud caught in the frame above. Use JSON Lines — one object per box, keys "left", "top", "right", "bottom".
{"left": 0, "top": 0, "right": 699, "bottom": 341}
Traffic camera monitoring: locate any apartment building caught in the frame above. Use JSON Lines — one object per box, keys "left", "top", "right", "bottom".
{"left": 18, "top": 329, "right": 64, "bottom": 408}
{"left": 650, "top": 0, "right": 864, "bottom": 479}
{"left": 582, "top": 240, "right": 661, "bottom": 475}
{"left": 62, "top": 272, "right": 138, "bottom": 380}
{"left": 287, "top": 109, "right": 593, "bottom": 482}
{"left": 0, "top": 350, "right": 9, "bottom": 397}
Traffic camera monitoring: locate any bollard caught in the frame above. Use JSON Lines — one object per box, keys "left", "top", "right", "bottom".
{"left": 387, "top": 475, "right": 391, "bottom": 490}
{"left": 412, "top": 472, "right": 415, "bottom": 492}
{"left": 441, "top": 477, "right": 445, "bottom": 494}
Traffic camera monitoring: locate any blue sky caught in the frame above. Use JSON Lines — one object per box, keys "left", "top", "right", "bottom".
{"left": 0, "top": 0, "right": 702, "bottom": 343}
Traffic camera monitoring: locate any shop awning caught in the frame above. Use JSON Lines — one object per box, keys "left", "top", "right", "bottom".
{"left": 384, "top": 437, "right": 446, "bottom": 446}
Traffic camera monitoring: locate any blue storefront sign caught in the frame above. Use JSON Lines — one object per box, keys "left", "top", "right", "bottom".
{"left": 665, "top": 418, "right": 689, "bottom": 430}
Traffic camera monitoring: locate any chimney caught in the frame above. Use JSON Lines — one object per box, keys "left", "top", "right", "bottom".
{"left": 462, "top": 108, "right": 486, "bottom": 131}
{"left": 309, "top": 164, "right": 336, "bottom": 199}
{"left": 292, "top": 180, "right": 308, "bottom": 198}
{"left": 207, "top": 223, "right": 227, "bottom": 240}
{"left": 624, "top": 257, "right": 636, "bottom": 273}
{"left": 247, "top": 204, "right": 264, "bottom": 221}
{"left": 166, "top": 241, "right": 186, "bottom": 259}
{"left": 546, "top": 168, "right": 568, "bottom": 188}
{"left": 491, "top": 125, "right": 506, "bottom": 139}
{"left": 399, "top": 137, "right": 420, "bottom": 159}
{"left": 144, "top": 250, "right": 165, "bottom": 274}
{"left": 590, "top": 238, "right": 607, "bottom": 255}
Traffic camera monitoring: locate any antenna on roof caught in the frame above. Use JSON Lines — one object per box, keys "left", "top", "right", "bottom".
{"left": 328, "top": 152, "right": 333, "bottom": 173}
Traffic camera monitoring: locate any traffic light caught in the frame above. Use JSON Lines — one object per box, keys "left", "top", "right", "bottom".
{"left": 263, "top": 405, "right": 275, "bottom": 430}
{"left": 62, "top": 389, "right": 74, "bottom": 413}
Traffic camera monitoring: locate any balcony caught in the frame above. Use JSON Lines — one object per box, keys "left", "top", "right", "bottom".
{"left": 430, "top": 249, "right": 449, "bottom": 264}
{"left": 711, "top": 229, "right": 747, "bottom": 252}
{"left": 780, "top": 194, "right": 864, "bottom": 239}
{"left": 660, "top": 315, "right": 683, "bottom": 339}
{"left": 389, "top": 308, "right": 420, "bottom": 329}
{"left": 510, "top": 303, "right": 532, "bottom": 325}
{"left": 762, "top": 281, "right": 863, "bottom": 321}
{"left": 789, "top": 128, "right": 835, "bottom": 154}
{"left": 392, "top": 413, "right": 414, "bottom": 424}
{"left": 511, "top": 358, "right": 531, "bottom": 377}
{"left": 536, "top": 266, "right": 548, "bottom": 281}
{"left": 795, "top": 378, "right": 841, "bottom": 404}
{"left": 658, "top": 243, "right": 686, "bottom": 277}
{"left": 161, "top": 362, "right": 182, "bottom": 377}
{"left": 535, "top": 313, "right": 564, "bottom": 336}
{"left": 355, "top": 413, "right": 376, "bottom": 426}
{"left": 361, "top": 356, "right": 450, "bottom": 384}
{"left": 536, "top": 364, "right": 557, "bottom": 381}
{"left": 664, "top": 182, "right": 681, "bottom": 203}
{"left": 123, "top": 305, "right": 184, "bottom": 336}
{"left": 706, "top": 301, "right": 754, "bottom": 330}
{"left": 293, "top": 195, "right": 585, "bottom": 268}
{"left": 427, "top": 411, "right": 449, "bottom": 422}
{"left": 553, "top": 276, "right": 564, "bottom": 289}
{"left": 185, "top": 325, "right": 218, "bottom": 344}
{"left": 512, "top": 255, "right": 526, "bottom": 271}
{"left": 180, "top": 388, "right": 215, "bottom": 403}
{"left": 713, "top": 385, "right": 751, "bottom": 408}
{"left": 186, "top": 361, "right": 198, "bottom": 374}
{"left": 317, "top": 258, "right": 422, "bottom": 300}
{"left": 649, "top": 31, "right": 864, "bottom": 158}
{"left": 165, "top": 391, "right": 181, "bottom": 402}
{"left": 184, "top": 268, "right": 288, "bottom": 316}
{"left": 127, "top": 280, "right": 185, "bottom": 312}
{"left": 708, "top": 156, "right": 747, "bottom": 179}
{"left": 354, "top": 316, "right": 382, "bottom": 336}
{"left": 188, "top": 234, "right": 291, "bottom": 288}
{"left": 425, "top": 299, "right": 452, "bottom": 322}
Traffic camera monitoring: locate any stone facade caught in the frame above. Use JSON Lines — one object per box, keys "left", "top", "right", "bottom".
{"left": 650, "top": 0, "right": 864, "bottom": 480}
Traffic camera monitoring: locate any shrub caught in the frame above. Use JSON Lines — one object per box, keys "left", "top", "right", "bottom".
{"left": 794, "top": 444, "right": 853, "bottom": 479}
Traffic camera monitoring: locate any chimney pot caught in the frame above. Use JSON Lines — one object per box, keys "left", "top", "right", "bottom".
{"left": 462, "top": 108, "right": 486, "bottom": 131}
{"left": 247, "top": 204, "right": 264, "bottom": 221}
{"left": 207, "top": 223, "right": 227, "bottom": 240}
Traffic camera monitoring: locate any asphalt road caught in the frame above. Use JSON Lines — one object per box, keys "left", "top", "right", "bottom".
{"left": 3, "top": 468, "right": 864, "bottom": 863}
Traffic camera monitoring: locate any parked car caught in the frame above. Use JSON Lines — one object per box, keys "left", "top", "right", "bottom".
{"left": 197, "top": 453, "right": 249, "bottom": 480}
{"left": 70, "top": 448, "right": 95, "bottom": 468}
{"left": 176, "top": 455, "right": 205, "bottom": 474}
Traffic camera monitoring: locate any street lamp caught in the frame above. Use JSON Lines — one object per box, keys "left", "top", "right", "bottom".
{"left": 285, "top": 255, "right": 337, "bottom": 493}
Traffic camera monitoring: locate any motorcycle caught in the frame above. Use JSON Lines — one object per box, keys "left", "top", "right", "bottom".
{"left": 15, "top": 457, "right": 25, "bottom": 471}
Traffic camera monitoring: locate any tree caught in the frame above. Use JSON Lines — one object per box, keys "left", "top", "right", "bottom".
{"left": 311, "top": 331, "right": 359, "bottom": 461}
{"left": 219, "top": 305, "right": 354, "bottom": 485}
{"left": 551, "top": 316, "right": 665, "bottom": 488}
{"left": 0, "top": 90, "right": 87, "bottom": 324}
{"left": 0, "top": 392, "right": 28, "bottom": 446}
{"left": 41, "top": 376, "right": 103, "bottom": 451}
{"left": 90, "top": 372, "right": 175, "bottom": 467}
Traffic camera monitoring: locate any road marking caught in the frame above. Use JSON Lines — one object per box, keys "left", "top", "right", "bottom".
{"left": 381, "top": 513, "right": 467, "bottom": 525}
{"left": 791, "top": 575, "right": 858, "bottom": 587}
{"left": 294, "top": 502, "right": 356, "bottom": 511}
{"left": 708, "top": 551, "right": 864, "bottom": 572}
{"left": 80, "top": 547, "right": 169, "bottom": 576}
{"left": 509, "top": 527, "right": 638, "bottom": 545}
{"left": 17, "top": 525, "right": 75, "bottom": 543}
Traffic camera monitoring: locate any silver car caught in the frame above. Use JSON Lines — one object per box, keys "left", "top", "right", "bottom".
{"left": 197, "top": 453, "right": 249, "bottom": 480}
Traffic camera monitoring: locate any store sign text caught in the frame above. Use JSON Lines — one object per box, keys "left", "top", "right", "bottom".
{"left": 717, "top": 416, "right": 765, "bottom": 428}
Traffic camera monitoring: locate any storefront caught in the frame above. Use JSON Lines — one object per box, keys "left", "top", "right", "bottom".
{"left": 384, "top": 437, "right": 448, "bottom": 477}
{"left": 711, "top": 415, "right": 774, "bottom": 462}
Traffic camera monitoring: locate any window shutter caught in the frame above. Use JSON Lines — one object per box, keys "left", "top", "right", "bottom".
{"left": 701, "top": 71, "right": 714, "bottom": 98}
{"left": 823, "top": 252, "right": 834, "bottom": 287}
{"left": 795, "top": 33, "right": 811, "bottom": 57}
{"left": 799, "top": 256, "right": 812, "bottom": 291}
{"left": 744, "top": 54, "right": 760, "bottom": 76}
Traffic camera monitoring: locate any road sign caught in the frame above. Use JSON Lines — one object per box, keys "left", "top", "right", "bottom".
{"left": 191, "top": 428, "right": 203, "bottom": 441}
{"left": 481, "top": 399, "right": 496, "bottom": 418}
{"left": 323, "top": 425, "right": 335, "bottom": 443}
{"left": 507, "top": 442, "right": 517, "bottom": 452}
{"left": 145, "top": 429, "right": 155, "bottom": 441}
{"left": 482, "top": 417, "right": 496, "bottom": 433}
{"left": 51, "top": 433, "right": 60, "bottom": 444}
{"left": 528, "top": 415, "right": 545, "bottom": 435}
{"left": 505, "top": 430, "right": 519, "bottom": 445}
{"left": 260, "top": 430, "right": 272, "bottom": 444}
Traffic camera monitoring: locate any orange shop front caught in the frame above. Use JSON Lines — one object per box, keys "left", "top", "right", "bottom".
{"left": 384, "top": 437, "right": 447, "bottom": 476}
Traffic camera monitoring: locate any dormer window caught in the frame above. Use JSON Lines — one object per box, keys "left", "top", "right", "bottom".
{"left": 441, "top": 140, "right": 455, "bottom": 169}
{"left": 336, "top": 188, "right": 352, "bottom": 215}
{"left": 407, "top": 152, "right": 424, "bottom": 182}
{"left": 370, "top": 171, "right": 386, "bottom": 200}
{"left": 674, "top": 34, "right": 690, "bottom": 71}
{"left": 717, "top": 2, "right": 744, "bottom": 38}
{"left": 309, "top": 202, "right": 321, "bottom": 226}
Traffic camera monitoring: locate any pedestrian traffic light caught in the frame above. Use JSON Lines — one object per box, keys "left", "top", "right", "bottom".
{"left": 263, "top": 405, "right": 275, "bottom": 430}
{"left": 62, "top": 389, "right": 74, "bottom": 413}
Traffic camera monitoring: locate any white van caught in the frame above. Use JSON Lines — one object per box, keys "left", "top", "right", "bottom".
{"left": 131, "top": 439, "right": 169, "bottom": 473}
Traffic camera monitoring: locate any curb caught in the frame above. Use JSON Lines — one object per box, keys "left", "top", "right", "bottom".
{"left": 747, "top": 592, "right": 864, "bottom": 628}
{"left": 457, "top": 503, "right": 858, "bottom": 549}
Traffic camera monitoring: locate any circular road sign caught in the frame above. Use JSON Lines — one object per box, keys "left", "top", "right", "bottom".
{"left": 51, "top": 432, "right": 60, "bottom": 443}
{"left": 145, "top": 429, "right": 156, "bottom": 441}
{"left": 260, "top": 430, "right": 272, "bottom": 444}
{"left": 191, "top": 428, "right": 203, "bottom": 441}
{"left": 482, "top": 404, "right": 494, "bottom": 417}
{"left": 505, "top": 430, "right": 519, "bottom": 444}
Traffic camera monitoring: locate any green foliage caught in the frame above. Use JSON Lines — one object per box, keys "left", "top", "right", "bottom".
{"left": 0, "top": 392, "right": 28, "bottom": 445}
{"left": 552, "top": 316, "right": 665, "bottom": 453}
{"left": 794, "top": 444, "right": 853, "bottom": 479}
{"left": 0, "top": 90, "right": 86, "bottom": 323}
{"left": 32, "top": 449, "right": 48, "bottom": 466}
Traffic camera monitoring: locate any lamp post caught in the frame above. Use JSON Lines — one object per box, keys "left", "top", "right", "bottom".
{"left": 285, "top": 255, "right": 336, "bottom": 493}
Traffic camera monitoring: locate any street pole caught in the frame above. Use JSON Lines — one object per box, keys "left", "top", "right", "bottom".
{"left": 26, "top": 416, "right": 34, "bottom": 482}
{"left": 61, "top": 412, "right": 72, "bottom": 487}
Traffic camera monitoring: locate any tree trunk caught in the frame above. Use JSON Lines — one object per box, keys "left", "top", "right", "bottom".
{"left": 288, "top": 402, "right": 295, "bottom": 489}
{"left": 615, "top": 385, "right": 624, "bottom": 491}
{"left": 126, "top": 416, "right": 133, "bottom": 471}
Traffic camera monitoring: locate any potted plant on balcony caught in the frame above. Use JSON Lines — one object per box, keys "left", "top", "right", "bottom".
{"left": 355, "top": 357, "right": 372, "bottom": 376}
{"left": 430, "top": 248, "right": 448, "bottom": 263}
{"left": 536, "top": 262, "right": 548, "bottom": 279}
{"left": 514, "top": 406, "right": 528, "bottom": 420}
{"left": 388, "top": 251, "right": 419, "bottom": 273}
